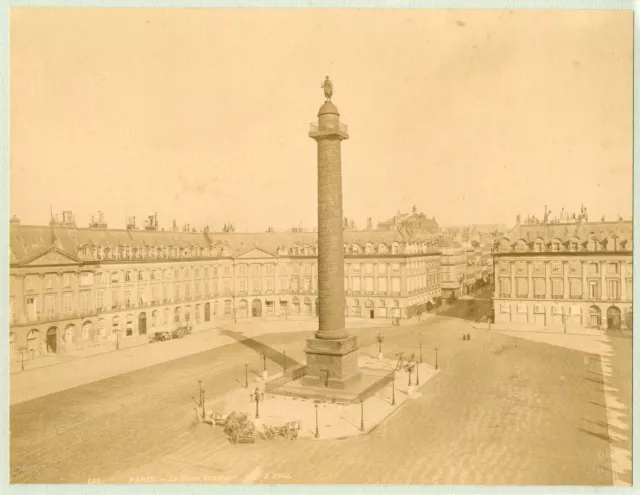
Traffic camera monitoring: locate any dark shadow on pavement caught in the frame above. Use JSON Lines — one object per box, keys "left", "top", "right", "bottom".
{"left": 577, "top": 427, "right": 611, "bottom": 443}
{"left": 218, "top": 329, "right": 301, "bottom": 370}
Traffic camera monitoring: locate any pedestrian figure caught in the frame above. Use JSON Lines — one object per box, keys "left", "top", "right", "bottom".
{"left": 467, "top": 333, "right": 471, "bottom": 340}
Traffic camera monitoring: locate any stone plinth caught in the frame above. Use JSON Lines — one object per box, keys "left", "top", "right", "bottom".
{"left": 302, "top": 336, "right": 361, "bottom": 389}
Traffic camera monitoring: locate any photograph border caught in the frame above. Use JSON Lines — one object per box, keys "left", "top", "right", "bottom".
{"left": 0, "top": 1, "right": 636, "bottom": 494}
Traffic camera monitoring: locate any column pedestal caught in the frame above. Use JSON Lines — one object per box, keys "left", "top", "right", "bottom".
{"left": 302, "top": 335, "right": 361, "bottom": 389}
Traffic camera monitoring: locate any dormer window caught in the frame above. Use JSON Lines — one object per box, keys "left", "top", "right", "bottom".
{"left": 551, "top": 241, "right": 560, "bottom": 252}
{"left": 353, "top": 245, "right": 360, "bottom": 255}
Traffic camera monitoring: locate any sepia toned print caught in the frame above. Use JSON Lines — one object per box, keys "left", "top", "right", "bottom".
{"left": 8, "top": 8, "right": 632, "bottom": 486}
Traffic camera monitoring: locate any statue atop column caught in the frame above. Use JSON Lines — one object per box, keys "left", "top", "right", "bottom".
{"left": 321, "top": 76, "right": 333, "bottom": 102}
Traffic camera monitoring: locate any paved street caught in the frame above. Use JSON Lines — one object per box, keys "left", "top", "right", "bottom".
{"left": 10, "top": 313, "right": 622, "bottom": 485}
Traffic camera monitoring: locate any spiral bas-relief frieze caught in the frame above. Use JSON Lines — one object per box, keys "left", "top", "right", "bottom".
{"left": 316, "top": 136, "right": 346, "bottom": 334}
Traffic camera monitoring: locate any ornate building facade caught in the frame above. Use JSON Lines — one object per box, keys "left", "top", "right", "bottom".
{"left": 9, "top": 214, "right": 441, "bottom": 360}
{"left": 492, "top": 221, "right": 632, "bottom": 330}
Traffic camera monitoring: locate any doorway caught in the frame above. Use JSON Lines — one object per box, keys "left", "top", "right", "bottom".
{"left": 46, "top": 328, "right": 57, "bottom": 354}
{"left": 607, "top": 306, "right": 621, "bottom": 330}
{"left": 370, "top": 309, "right": 374, "bottom": 319}
{"left": 138, "top": 312, "right": 147, "bottom": 335}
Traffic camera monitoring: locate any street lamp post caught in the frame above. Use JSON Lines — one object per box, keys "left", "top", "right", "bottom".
{"left": 419, "top": 341, "right": 423, "bottom": 364}
{"left": 391, "top": 376, "right": 396, "bottom": 405}
{"left": 314, "top": 402, "right": 320, "bottom": 438}
{"left": 245, "top": 364, "right": 249, "bottom": 388}
{"left": 18, "top": 346, "right": 27, "bottom": 372}
{"left": 201, "top": 387, "right": 206, "bottom": 420}
{"left": 360, "top": 397, "right": 365, "bottom": 432}
{"left": 283, "top": 350, "right": 287, "bottom": 372}
{"left": 416, "top": 359, "right": 420, "bottom": 385}
{"left": 376, "top": 332, "right": 384, "bottom": 360}
{"left": 435, "top": 347, "right": 439, "bottom": 370}
{"left": 250, "top": 387, "right": 264, "bottom": 419}
{"left": 405, "top": 359, "right": 415, "bottom": 387}
{"left": 260, "top": 353, "right": 268, "bottom": 381}
{"left": 115, "top": 328, "right": 121, "bottom": 350}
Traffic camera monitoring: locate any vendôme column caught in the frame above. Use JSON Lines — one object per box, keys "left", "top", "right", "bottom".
{"left": 304, "top": 77, "right": 361, "bottom": 389}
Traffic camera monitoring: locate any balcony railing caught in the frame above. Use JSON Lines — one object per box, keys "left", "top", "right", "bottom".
{"left": 309, "top": 121, "right": 349, "bottom": 134}
{"left": 551, "top": 295, "right": 564, "bottom": 299}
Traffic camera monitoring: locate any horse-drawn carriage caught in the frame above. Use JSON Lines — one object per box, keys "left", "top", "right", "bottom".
{"left": 260, "top": 421, "right": 300, "bottom": 441}
{"left": 218, "top": 411, "right": 257, "bottom": 444}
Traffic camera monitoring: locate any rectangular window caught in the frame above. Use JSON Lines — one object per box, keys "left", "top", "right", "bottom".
{"left": 391, "top": 277, "right": 401, "bottom": 293}
{"left": 364, "top": 263, "right": 373, "bottom": 274}
{"left": 534, "top": 278, "right": 545, "bottom": 296}
{"left": 152, "top": 285, "right": 158, "bottom": 301}
{"left": 551, "top": 279, "right": 564, "bottom": 297}
{"left": 204, "top": 267, "right": 209, "bottom": 277}
{"left": 391, "top": 263, "right": 400, "bottom": 273}
{"left": 608, "top": 280, "right": 620, "bottom": 299}
{"left": 344, "top": 277, "right": 348, "bottom": 290}
{"left": 45, "top": 294, "right": 55, "bottom": 317}
{"left": 499, "top": 278, "right": 511, "bottom": 297}
{"left": 111, "top": 272, "right": 119, "bottom": 283}
{"left": 204, "top": 282, "right": 210, "bottom": 296}
{"left": 608, "top": 263, "right": 619, "bottom": 275}
{"left": 111, "top": 290, "right": 118, "bottom": 308}
{"left": 80, "top": 292, "right": 90, "bottom": 312}
{"left": 569, "top": 279, "right": 582, "bottom": 298}
{"left": 377, "top": 264, "right": 387, "bottom": 275}
{"left": 26, "top": 297, "right": 37, "bottom": 320}
{"left": 266, "top": 278, "right": 274, "bottom": 291}
{"left": 352, "top": 264, "right": 361, "bottom": 275}
{"left": 23, "top": 276, "right": 33, "bottom": 291}
{"left": 352, "top": 277, "right": 361, "bottom": 292}
{"left": 138, "top": 288, "right": 145, "bottom": 304}
{"left": 239, "top": 279, "right": 247, "bottom": 292}
{"left": 589, "top": 281, "right": 600, "bottom": 299}
{"left": 365, "top": 277, "right": 374, "bottom": 292}
{"left": 303, "top": 277, "right": 310, "bottom": 292}
{"left": 224, "top": 266, "right": 231, "bottom": 276}
{"left": 185, "top": 283, "right": 190, "bottom": 297}
{"left": 280, "top": 277, "right": 289, "bottom": 291}
{"left": 175, "top": 268, "right": 180, "bottom": 279}
{"left": 63, "top": 293, "right": 73, "bottom": 316}
{"left": 223, "top": 280, "right": 231, "bottom": 293}
{"left": 63, "top": 274, "right": 71, "bottom": 287}
{"left": 253, "top": 279, "right": 261, "bottom": 292}
{"left": 195, "top": 282, "right": 201, "bottom": 295}
{"left": 96, "top": 290, "right": 104, "bottom": 309}
{"left": 174, "top": 284, "right": 180, "bottom": 299}
{"left": 589, "top": 263, "right": 599, "bottom": 275}
{"left": 516, "top": 278, "right": 528, "bottom": 296}
{"left": 195, "top": 268, "right": 200, "bottom": 277}
{"left": 45, "top": 275, "right": 54, "bottom": 289}
{"left": 266, "top": 264, "right": 274, "bottom": 275}
{"left": 213, "top": 280, "right": 219, "bottom": 294}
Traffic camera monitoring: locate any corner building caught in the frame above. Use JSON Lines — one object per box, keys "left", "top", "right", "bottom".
{"left": 492, "top": 220, "right": 632, "bottom": 331}
{"left": 8, "top": 217, "right": 441, "bottom": 360}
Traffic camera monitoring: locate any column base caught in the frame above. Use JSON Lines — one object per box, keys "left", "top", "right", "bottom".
{"left": 302, "top": 335, "right": 361, "bottom": 389}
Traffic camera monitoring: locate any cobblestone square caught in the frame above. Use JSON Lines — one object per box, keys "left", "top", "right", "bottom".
{"left": 10, "top": 316, "right": 629, "bottom": 485}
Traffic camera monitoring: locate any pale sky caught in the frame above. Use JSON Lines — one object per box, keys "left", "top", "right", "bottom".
{"left": 10, "top": 8, "right": 633, "bottom": 231}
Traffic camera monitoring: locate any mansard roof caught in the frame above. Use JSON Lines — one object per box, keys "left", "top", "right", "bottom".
{"left": 10, "top": 223, "right": 440, "bottom": 265}
{"left": 496, "top": 221, "right": 632, "bottom": 253}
